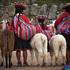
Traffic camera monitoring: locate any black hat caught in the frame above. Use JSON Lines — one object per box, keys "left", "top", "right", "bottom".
{"left": 61, "top": 3, "right": 70, "bottom": 13}
{"left": 62, "top": 3, "right": 70, "bottom": 10}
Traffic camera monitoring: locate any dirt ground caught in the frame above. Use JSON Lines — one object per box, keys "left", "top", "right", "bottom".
{"left": 0, "top": 50, "right": 63, "bottom": 70}
{"left": 0, "top": 66, "right": 63, "bottom": 70}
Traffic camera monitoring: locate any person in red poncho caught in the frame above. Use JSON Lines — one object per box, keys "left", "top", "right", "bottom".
{"left": 10, "top": 2, "right": 31, "bottom": 66}
{"left": 54, "top": 3, "right": 70, "bottom": 65}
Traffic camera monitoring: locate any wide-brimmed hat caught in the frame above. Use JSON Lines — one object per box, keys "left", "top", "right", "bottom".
{"left": 15, "top": 2, "right": 27, "bottom": 10}
{"left": 62, "top": 3, "right": 70, "bottom": 10}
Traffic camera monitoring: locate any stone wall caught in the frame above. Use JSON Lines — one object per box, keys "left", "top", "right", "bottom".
{"left": 0, "top": 3, "right": 64, "bottom": 22}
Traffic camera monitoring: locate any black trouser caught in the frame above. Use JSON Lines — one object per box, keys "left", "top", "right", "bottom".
{"left": 61, "top": 33, "right": 70, "bottom": 64}
{"left": 62, "top": 33, "right": 70, "bottom": 51}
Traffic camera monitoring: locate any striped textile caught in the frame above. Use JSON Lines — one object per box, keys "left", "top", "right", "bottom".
{"left": 35, "top": 24, "right": 43, "bottom": 33}
{"left": 57, "top": 16, "right": 70, "bottom": 35}
{"left": 11, "top": 14, "right": 36, "bottom": 40}
{"left": 44, "top": 30, "right": 53, "bottom": 40}
{"left": 10, "top": 14, "right": 54, "bottom": 40}
{"left": 19, "top": 22, "right": 36, "bottom": 40}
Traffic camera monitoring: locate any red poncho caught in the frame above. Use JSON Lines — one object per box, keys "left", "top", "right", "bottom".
{"left": 10, "top": 14, "right": 36, "bottom": 40}
{"left": 54, "top": 12, "right": 70, "bottom": 29}
{"left": 54, "top": 12, "right": 70, "bottom": 34}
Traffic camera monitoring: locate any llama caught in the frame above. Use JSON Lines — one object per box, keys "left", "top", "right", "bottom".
{"left": 0, "top": 20, "right": 15, "bottom": 68}
{"left": 49, "top": 34, "right": 67, "bottom": 66}
{"left": 30, "top": 33, "right": 48, "bottom": 66}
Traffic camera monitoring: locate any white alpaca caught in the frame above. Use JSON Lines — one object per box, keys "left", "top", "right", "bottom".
{"left": 49, "top": 34, "right": 67, "bottom": 66}
{"left": 30, "top": 33, "right": 48, "bottom": 66}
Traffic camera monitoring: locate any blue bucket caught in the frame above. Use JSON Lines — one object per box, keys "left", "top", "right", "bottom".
{"left": 62, "top": 65, "right": 70, "bottom": 70}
